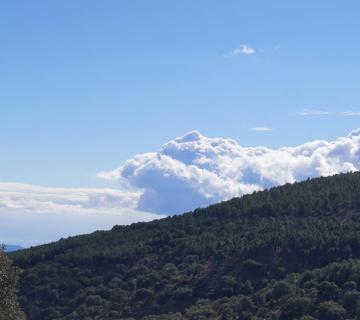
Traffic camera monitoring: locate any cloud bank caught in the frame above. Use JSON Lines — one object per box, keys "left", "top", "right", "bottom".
{"left": 0, "top": 182, "right": 141, "bottom": 214}
{"left": 99, "top": 129, "right": 360, "bottom": 215}
{"left": 3, "top": 129, "right": 360, "bottom": 245}
{"left": 0, "top": 183, "right": 161, "bottom": 246}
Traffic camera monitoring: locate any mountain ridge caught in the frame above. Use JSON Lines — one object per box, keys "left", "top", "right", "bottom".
{"left": 5, "top": 244, "right": 23, "bottom": 253}
{"left": 11, "top": 172, "right": 360, "bottom": 320}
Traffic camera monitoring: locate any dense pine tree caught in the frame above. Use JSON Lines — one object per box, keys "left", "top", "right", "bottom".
{"left": 10, "top": 172, "right": 360, "bottom": 319}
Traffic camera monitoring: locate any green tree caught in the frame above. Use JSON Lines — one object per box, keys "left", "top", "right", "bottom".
{"left": 0, "top": 246, "right": 26, "bottom": 320}
{"left": 317, "top": 301, "right": 346, "bottom": 320}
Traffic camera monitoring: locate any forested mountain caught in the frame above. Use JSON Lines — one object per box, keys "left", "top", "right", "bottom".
{"left": 10, "top": 172, "right": 360, "bottom": 320}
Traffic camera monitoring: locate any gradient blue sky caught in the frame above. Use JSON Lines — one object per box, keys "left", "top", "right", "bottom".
{"left": 2, "top": 0, "right": 360, "bottom": 189}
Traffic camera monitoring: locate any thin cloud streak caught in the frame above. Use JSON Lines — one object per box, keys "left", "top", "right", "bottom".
{"left": 250, "top": 127, "right": 273, "bottom": 132}
{"left": 342, "top": 111, "right": 360, "bottom": 116}
{"left": 297, "top": 109, "right": 333, "bottom": 116}
{"left": 298, "top": 109, "right": 360, "bottom": 116}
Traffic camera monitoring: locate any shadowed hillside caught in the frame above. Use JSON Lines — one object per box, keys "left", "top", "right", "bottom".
{"left": 11, "top": 172, "right": 360, "bottom": 320}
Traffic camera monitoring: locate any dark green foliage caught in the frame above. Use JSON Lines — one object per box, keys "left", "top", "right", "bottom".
{"left": 10, "top": 172, "right": 360, "bottom": 319}
{"left": 0, "top": 246, "right": 26, "bottom": 320}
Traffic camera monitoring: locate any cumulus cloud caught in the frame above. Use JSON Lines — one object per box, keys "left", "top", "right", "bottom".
{"left": 4, "top": 129, "right": 360, "bottom": 245}
{"left": 0, "top": 183, "right": 162, "bottom": 246}
{"left": 99, "top": 129, "right": 360, "bottom": 215}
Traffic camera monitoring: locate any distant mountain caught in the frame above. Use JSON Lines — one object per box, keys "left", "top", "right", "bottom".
{"left": 11, "top": 172, "right": 360, "bottom": 320}
{"left": 5, "top": 244, "right": 23, "bottom": 252}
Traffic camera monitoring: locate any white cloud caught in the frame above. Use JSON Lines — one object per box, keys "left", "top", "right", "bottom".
{"left": 250, "top": 127, "right": 273, "bottom": 132}
{"left": 231, "top": 44, "right": 256, "bottom": 55}
{"left": 298, "top": 109, "right": 333, "bottom": 116}
{"left": 0, "top": 183, "right": 162, "bottom": 246}
{"left": 298, "top": 109, "right": 360, "bottom": 116}
{"left": 341, "top": 111, "right": 360, "bottom": 116}
{"left": 99, "top": 129, "right": 360, "bottom": 215}
{"left": 0, "top": 182, "right": 141, "bottom": 214}
{"left": 4, "top": 129, "right": 360, "bottom": 245}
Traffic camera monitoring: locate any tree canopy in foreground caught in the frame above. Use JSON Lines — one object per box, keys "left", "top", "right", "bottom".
{"left": 0, "top": 246, "right": 25, "bottom": 320}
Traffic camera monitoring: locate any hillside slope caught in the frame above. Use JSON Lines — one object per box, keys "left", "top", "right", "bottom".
{"left": 11, "top": 172, "right": 360, "bottom": 320}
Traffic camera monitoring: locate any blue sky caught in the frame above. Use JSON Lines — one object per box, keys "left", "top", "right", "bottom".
{"left": 2, "top": 1, "right": 360, "bottom": 245}
{"left": 1, "top": 0, "right": 360, "bottom": 187}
